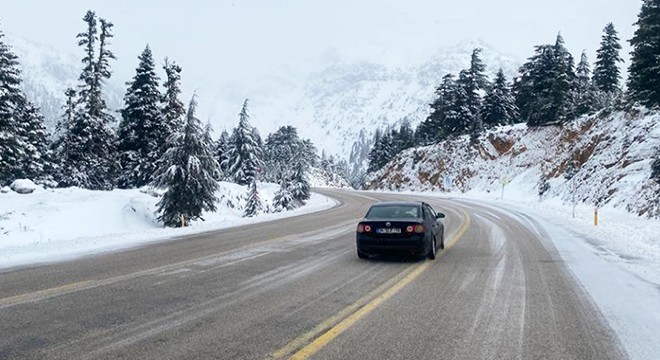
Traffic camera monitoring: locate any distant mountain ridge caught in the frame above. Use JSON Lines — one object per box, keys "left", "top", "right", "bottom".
{"left": 11, "top": 34, "right": 520, "bottom": 161}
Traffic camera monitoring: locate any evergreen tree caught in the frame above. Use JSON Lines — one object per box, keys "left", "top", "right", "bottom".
{"left": 469, "top": 48, "right": 489, "bottom": 90}
{"left": 0, "top": 27, "right": 53, "bottom": 185}
{"left": 481, "top": 69, "right": 519, "bottom": 128}
{"left": 0, "top": 27, "right": 27, "bottom": 184}
{"left": 549, "top": 34, "right": 576, "bottom": 123}
{"left": 14, "top": 101, "right": 54, "bottom": 182}
{"left": 117, "top": 45, "right": 165, "bottom": 188}
{"left": 395, "top": 120, "right": 415, "bottom": 151}
{"left": 57, "top": 11, "right": 118, "bottom": 189}
{"left": 51, "top": 88, "right": 77, "bottom": 178}
{"left": 213, "top": 129, "right": 230, "bottom": 180}
{"left": 273, "top": 177, "right": 297, "bottom": 212}
{"left": 467, "top": 48, "right": 488, "bottom": 139}
{"left": 422, "top": 74, "right": 456, "bottom": 144}
{"left": 516, "top": 35, "right": 576, "bottom": 126}
{"left": 574, "top": 51, "right": 597, "bottom": 115}
{"left": 290, "top": 159, "right": 311, "bottom": 203}
{"left": 593, "top": 23, "right": 623, "bottom": 94}
{"left": 264, "top": 125, "right": 301, "bottom": 181}
{"left": 161, "top": 58, "right": 185, "bottom": 136}
{"left": 224, "top": 100, "right": 264, "bottom": 185}
{"left": 368, "top": 131, "right": 395, "bottom": 172}
{"left": 243, "top": 180, "right": 264, "bottom": 217}
{"left": 299, "top": 138, "right": 318, "bottom": 167}
{"left": 628, "top": 0, "right": 660, "bottom": 107}
{"left": 445, "top": 70, "right": 477, "bottom": 137}
{"left": 152, "top": 96, "right": 219, "bottom": 227}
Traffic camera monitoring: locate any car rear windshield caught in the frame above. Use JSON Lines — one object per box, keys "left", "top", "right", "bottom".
{"left": 365, "top": 205, "right": 419, "bottom": 219}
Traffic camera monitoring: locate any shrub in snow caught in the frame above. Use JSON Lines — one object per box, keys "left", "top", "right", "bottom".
{"left": 243, "top": 181, "right": 264, "bottom": 217}
{"left": 10, "top": 179, "right": 40, "bottom": 194}
{"left": 652, "top": 155, "right": 660, "bottom": 184}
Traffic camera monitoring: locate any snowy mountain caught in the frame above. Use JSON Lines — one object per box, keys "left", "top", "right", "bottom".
{"left": 213, "top": 39, "right": 521, "bottom": 160}
{"left": 364, "top": 108, "right": 660, "bottom": 218}
{"left": 11, "top": 34, "right": 519, "bottom": 161}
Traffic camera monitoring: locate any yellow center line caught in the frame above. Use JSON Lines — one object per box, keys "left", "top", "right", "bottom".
{"left": 0, "top": 280, "right": 98, "bottom": 307}
{"left": 273, "top": 208, "right": 471, "bottom": 360}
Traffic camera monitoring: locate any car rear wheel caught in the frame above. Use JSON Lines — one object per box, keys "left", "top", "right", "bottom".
{"left": 357, "top": 248, "right": 368, "bottom": 259}
{"left": 428, "top": 236, "right": 437, "bottom": 260}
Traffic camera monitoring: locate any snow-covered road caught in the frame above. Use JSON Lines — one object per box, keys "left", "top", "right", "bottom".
{"left": 2, "top": 185, "right": 659, "bottom": 359}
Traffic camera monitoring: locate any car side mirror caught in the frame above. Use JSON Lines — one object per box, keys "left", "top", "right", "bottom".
{"left": 436, "top": 213, "right": 445, "bottom": 219}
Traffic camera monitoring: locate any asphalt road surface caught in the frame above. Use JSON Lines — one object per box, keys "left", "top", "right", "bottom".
{"left": 0, "top": 189, "right": 627, "bottom": 359}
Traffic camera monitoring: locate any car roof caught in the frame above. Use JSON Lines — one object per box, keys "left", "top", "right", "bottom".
{"left": 369, "top": 201, "right": 423, "bottom": 207}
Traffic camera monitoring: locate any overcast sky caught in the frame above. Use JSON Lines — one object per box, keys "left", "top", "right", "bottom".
{"left": 1, "top": 0, "right": 642, "bottom": 89}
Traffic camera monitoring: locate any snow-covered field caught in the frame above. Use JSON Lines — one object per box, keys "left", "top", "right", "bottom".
{"left": 0, "top": 181, "right": 337, "bottom": 270}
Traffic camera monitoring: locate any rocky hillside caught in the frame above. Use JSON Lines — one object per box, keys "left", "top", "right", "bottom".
{"left": 365, "top": 108, "right": 660, "bottom": 218}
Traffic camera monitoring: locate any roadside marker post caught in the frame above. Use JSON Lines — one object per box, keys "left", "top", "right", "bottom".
{"left": 499, "top": 176, "right": 510, "bottom": 199}
{"left": 594, "top": 207, "right": 598, "bottom": 226}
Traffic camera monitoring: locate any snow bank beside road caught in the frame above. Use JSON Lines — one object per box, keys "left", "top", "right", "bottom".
{"left": 0, "top": 182, "right": 337, "bottom": 270}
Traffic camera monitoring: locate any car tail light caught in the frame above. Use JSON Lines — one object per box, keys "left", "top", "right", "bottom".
{"left": 405, "top": 225, "right": 424, "bottom": 233}
{"left": 357, "top": 224, "right": 372, "bottom": 233}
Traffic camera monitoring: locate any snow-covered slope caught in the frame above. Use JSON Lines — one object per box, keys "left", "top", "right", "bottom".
{"left": 365, "top": 108, "right": 660, "bottom": 218}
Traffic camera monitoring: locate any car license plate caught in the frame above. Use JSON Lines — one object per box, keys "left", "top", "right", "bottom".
{"left": 377, "top": 228, "right": 401, "bottom": 234}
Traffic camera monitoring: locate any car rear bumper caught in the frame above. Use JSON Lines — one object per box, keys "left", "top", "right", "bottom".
{"left": 356, "top": 235, "right": 427, "bottom": 255}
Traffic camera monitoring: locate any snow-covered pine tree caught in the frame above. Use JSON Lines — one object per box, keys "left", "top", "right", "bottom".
{"left": 243, "top": 180, "right": 264, "bottom": 217}
{"left": 51, "top": 88, "right": 77, "bottom": 179}
{"left": 395, "top": 120, "right": 415, "bottom": 151}
{"left": 273, "top": 177, "right": 297, "bottom": 212}
{"left": 117, "top": 45, "right": 165, "bottom": 188}
{"left": 300, "top": 139, "right": 318, "bottom": 168}
{"left": 14, "top": 101, "right": 54, "bottom": 182}
{"left": 290, "top": 159, "right": 311, "bottom": 203}
{"left": 574, "top": 51, "right": 597, "bottom": 116}
{"left": 368, "top": 131, "right": 395, "bottom": 172}
{"left": 224, "top": 99, "right": 264, "bottom": 185}
{"left": 593, "top": 23, "right": 623, "bottom": 95}
{"left": 213, "top": 130, "right": 230, "bottom": 180}
{"left": 628, "top": 0, "right": 660, "bottom": 108}
{"left": 0, "top": 27, "right": 53, "bottom": 185}
{"left": 481, "top": 69, "right": 519, "bottom": 128}
{"left": 444, "top": 69, "right": 477, "bottom": 137}
{"left": 469, "top": 48, "right": 489, "bottom": 90}
{"left": 516, "top": 35, "right": 576, "bottom": 126}
{"left": 56, "top": 11, "right": 118, "bottom": 190}
{"left": 0, "top": 26, "right": 27, "bottom": 185}
{"left": 549, "top": 34, "right": 576, "bottom": 124}
{"left": 468, "top": 48, "right": 488, "bottom": 140}
{"left": 264, "top": 125, "right": 301, "bottom": 182}
{"left": 161, "top": 58, "right": 185, "bottom": 136}
{"left": 422, "top": 73, "right": 456, "bottom": 144}
{"left": 152, "top": 96, "right": 220, "bottom": 227}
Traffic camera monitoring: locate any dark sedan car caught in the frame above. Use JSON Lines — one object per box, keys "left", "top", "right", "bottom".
{"left": 356, "top": 201, "right": 445, "bottom": 260}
